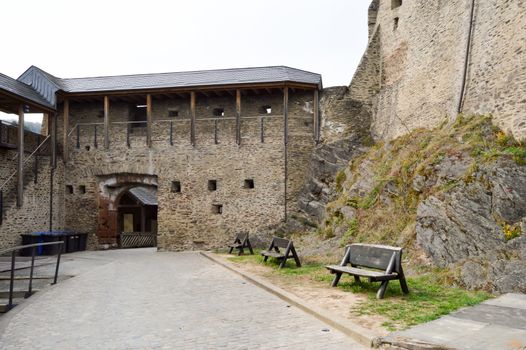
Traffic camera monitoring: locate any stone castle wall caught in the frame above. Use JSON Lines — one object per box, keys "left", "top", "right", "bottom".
{"left": 0, "top": 153, "right": 65, "bottom": 250}
{"left": 348, "top": 0, "right": 526, "bottom": 141}
{"left": 58, "top": 90, "right": 316, "bottom": 250}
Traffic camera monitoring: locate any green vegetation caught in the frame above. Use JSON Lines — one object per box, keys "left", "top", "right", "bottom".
{"left": 345, "top": 275, "right": 491, "bottom": 331}
{"left": 324, "top": 115, "right": 525, "bottom": 250}
{"left": 227, "top": 255, "right": 491, "bottom": 331}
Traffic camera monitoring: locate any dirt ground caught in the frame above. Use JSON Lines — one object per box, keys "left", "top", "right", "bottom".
{"left": 216, "top": 253, "right": 390, "bottom": 336}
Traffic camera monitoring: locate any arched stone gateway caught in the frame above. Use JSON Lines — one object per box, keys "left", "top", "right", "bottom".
{"left": 96, "top": 173, "right": 158, "bottom": 248}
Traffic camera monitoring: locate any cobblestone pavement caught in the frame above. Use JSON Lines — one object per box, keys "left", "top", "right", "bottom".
{"left": 0, "top": 249, "right": 364, "bottom": 349}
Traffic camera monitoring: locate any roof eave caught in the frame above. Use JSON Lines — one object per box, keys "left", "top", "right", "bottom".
{"left": 58, "top": 81, "right": 321, "bottom": 98}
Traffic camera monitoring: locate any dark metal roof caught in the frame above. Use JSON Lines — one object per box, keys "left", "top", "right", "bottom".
{"left": 0, "top": 72, "right": 55, "bottom": 110}
{"left": 56, "top": 66, "right": 322, "bottom": 93}
{"left": 129, "top": 187, "right": 157, "bottom": 206}
{"left": 3, "top": 65, "right": 322, "bottom": 109}
{"left": 18, "top": 66, "right": 63, "bottom": 107}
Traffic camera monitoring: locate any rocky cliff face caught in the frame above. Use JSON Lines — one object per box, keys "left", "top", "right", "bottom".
{"left": 296, "top": 87, "right": 372, "bottom": 223}
{"left": 313, "top": 115, "right": 526, "bottom": 293}
{"left": 417, "top": 158, "right": 526, "bottom": 293}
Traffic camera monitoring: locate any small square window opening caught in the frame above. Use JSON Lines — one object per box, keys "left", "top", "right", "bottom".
{"left": 208, "top": 180, "right": 217, "bottom": 191}
{"left": 212, "top": 204, "right": 223, "bottom": 214}
{"left": 392, "top": 0, "right": 402, "bottom": 9}
{"left": 259, "top": 105, "right": 272, "bottom": 114}
{"left": 244, "top": 179, "right": 255, "bottom": 189}
{"left": 213, "top": 108, "right": 225, "bottom": 117}
{"left": 171, "top": 181, "right": 181, "bottom": 193}
{"left": 168, "top": 110, "right": 179, "bottom": 118}
{"left": 66, "top": 185, "right": 74, "bottom": 194}
{"left": 79, "top": 185, "right": 86, "bottom": 194}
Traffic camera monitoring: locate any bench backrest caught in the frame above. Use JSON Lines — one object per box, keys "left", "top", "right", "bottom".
{"left": 234, "top": 232, "right": 248, "bottom": 242}
{"left": 345, "top": 244, "right": 403, "bottom": 273}
{"left": 271, "top": 237, "right": 291, "bottom": 249}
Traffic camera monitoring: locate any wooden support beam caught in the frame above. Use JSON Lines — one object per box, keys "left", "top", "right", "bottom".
{"left": 141, "top": 206, "right": 146, "bottom": 234}
{"left": 17, "top": 105, "right": 24, "bottom": 208}
{"left": 63, "top": 99, "right": 69, "bottom": 163}
{"left": 314, "top": 89, "right": 320, "bottom": 143}
{"left": 146, "top": 94, "right": 152, "bottom": 148}
{"left": 236, "top": 89, "right": 241, "bottom": 145}
{"left": 283, "top": 87, "right": 289, "bottom": 145}
{"left": 50, "top": 113, "right": 56, "bottom": 168}
{"left": 104, "top": 96, "right": 110, "bottom": 149}
{"left": 283, "top": 87, "right": 289, "bottom": 222}
{"left": 190, "top": 91, "right": 196, "bottom": 146}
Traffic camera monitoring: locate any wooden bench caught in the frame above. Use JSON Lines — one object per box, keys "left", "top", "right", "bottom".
{"left": 261, "top": 237, "right": 301, "bottom": 268}
{"left": 326, "top": 243, "right": 409, "bottom": 299}
{"left": 228, "top": 232, "right": 254, "bottom": 255}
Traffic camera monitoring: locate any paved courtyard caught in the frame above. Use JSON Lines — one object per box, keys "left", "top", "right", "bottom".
{"left": 0, "top": 249, "right": 363, "bottom": 349}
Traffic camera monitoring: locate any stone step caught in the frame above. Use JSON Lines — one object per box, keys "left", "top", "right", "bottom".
{"left": 0, "top": 290, "right": 39, "bottom": 299}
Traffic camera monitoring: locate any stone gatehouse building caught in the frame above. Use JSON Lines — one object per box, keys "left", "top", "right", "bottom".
{"left": 0, "top": 66, "right": 322, "bottom": 250}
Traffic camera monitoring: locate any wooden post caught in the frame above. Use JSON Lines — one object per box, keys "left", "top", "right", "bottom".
{"left": 141, "top": 206, "right": 146, "bottom": 234}
{"left": 190, "top": 92, "right": 196, "bottom": 146}
{"left": 283, "top": 87, "right": 289, "bottom": 222}
{"left": 314, "top": 89, "right": 320, "bottom": 143}
{"left": 17, "top": 105, "right": 24, "bottom": 208}
{"left": 284, "top": 87, "right": 289, "bottom": 145}
{"left": 104, "top": 96, "right": 110, "bottom": 149}
{"left": 63, "top": 99, "right": 69, "bottom": 163}
{"left": 236, "top": 89, "right": 241, "bottom": 145}
{"left": 51, "top": 113, "right": 56, "bottom": 168}
{"left": 146, "top": 94, "right": 152, "bottom": 148}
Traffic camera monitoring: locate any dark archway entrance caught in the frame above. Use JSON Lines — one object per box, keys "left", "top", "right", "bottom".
{"left": 117, "top": 186, "right": 158, "bottom": 248}
{"left": 96, "top": 173, "right": 158, "bottom": 249}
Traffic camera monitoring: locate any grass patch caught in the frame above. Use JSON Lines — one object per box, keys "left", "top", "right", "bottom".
{"left": 348, "top": 275, "right": 492, "bottom": 331}
{"left": 225, "top": 254, "right": 492, "bottom": 331}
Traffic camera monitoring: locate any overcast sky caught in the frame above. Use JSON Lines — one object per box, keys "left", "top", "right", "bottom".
{"left": 1, "top": 0, "right": 370, "bottom": 122}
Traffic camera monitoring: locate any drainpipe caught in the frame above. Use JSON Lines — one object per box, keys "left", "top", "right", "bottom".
{"left": 457, "top": 0, "right": 476, "bottom": 114}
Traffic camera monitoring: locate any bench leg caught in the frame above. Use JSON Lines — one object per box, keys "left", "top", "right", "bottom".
{"left": 263, "top": 256, "right": 269, "bottom": 262}
{"left": 278, "top": 257, "right": 287, "bottom": 269}
{"left": 247, "top": 242, "right": 254, "bottom": 255}
{"left": 399, "top": 276, "right": 409, "bottom": 294}
{"left": 228, "top": 247, "right": 234, "bottom": 254}
{"left": 238, "top": 247, "right": 244, "bottom": 256}
{"left": 376, "top": 281, "right": 389, "bottom": 299}
{"left": 353, "top": 275, "right": 361, "bottom": 283}
{"left": 331, "top": 273, "right": 342, "bottom": 287}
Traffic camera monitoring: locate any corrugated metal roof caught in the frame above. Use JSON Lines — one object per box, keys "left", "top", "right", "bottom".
{"left": 51, "top": 66, "right": 322, "bottom": 93}
{"left": 129, "top": 187, "right": 157, "bottom": 206}
{"left": 0, "top": 72, "right": 55, "bottom": 110}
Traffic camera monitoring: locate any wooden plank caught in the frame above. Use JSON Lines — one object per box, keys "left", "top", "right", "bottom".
{"left": 313, "top": 89, "right": 320, "bottom": 143}
{"left": 104, "top": 96, "right": 110, "bottom": 149}
{"left": 326, "top": 265, "right": 396, "bottom": 278}
{"left": 146, "top": 94, "right": 152, "bottom": 147}
{"left": 272, "top": 237, "right": 290, "bottom": 248}
{"left": 190, "top": 91, "right": 196, "bottom": 146}
{"left": 348, "top": 245, "right": 400, "bottom": 271}
{"left": 283, "top": 87, "right": 289, "bottom": 222}
{"left": 17, "top": 104, "right": 24, "bottom": 208}
{"left": 236, "top": 89, "right": 241, "bottom": 145}
{"left": 63, "top": 99, "right": 69, "bottom": 163}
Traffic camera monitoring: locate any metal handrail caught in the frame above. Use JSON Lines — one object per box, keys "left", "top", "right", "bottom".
{"left": 0, "top": 241, "right": 64, "bottom": 312}
{"left": 0, "top": 135, "right": 51, "bottom": 192}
